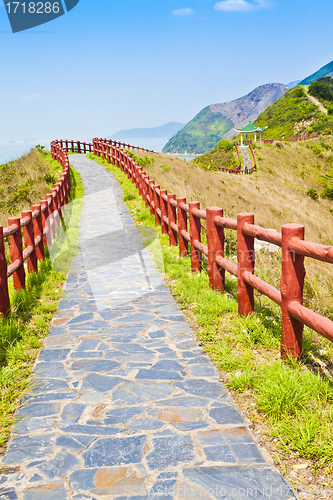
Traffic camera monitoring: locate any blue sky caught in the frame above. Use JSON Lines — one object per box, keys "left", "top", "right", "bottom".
{"left": 0, "top": 0, "right": 332, "bottom": 143}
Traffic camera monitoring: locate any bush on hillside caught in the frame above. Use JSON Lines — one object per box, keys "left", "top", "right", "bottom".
{"left": 309, "top": 79, "right": 333, "bottom": 103}
{"left": 306, "top": 188, "right": 319, "bottom": 200}
{"left": 321, "top": 186, "right": 333, "bottom": 200}
{"left": 215, "top": 139, "right": 234, "bottom": 152}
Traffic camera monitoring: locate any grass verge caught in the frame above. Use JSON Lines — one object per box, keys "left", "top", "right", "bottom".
{"left": 0, "top": 153, "right": 83, "bottom": 450}
{"left": 87, "top": 152, "right": 333, "bottom": 489}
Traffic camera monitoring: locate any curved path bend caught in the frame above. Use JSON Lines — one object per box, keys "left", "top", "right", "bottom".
{"left": 0, "top": 156, "right": 296, "bottom": 500}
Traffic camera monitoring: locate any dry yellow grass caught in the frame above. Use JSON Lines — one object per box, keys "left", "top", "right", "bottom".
{"left": 0, "top": 148, "right": 62, "bottom": 228}
{"left": 130, "top": 138, "right": 333, "bottom": 318}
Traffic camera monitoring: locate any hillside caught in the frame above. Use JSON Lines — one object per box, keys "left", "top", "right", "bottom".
{"left": 254, "top": 84, "right": 333, "bottom": 139}
{"left": 300, "top": 59, "right": 333, "bottom": 86}
{"left": 162, "top": 83, "right": 289, "bottom": 154}
{"left": 131, "top": 136, "right": 333, "bottom": 318}
{"left": 0, "top": 148, "right": 63, "bottom": 227}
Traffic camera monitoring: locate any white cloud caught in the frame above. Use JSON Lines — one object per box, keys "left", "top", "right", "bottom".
{"left": 214, "top": 0, "right": 273, "bottom": 12}
{"left": 172, "top": 7, "right": 194, "bottom": 16}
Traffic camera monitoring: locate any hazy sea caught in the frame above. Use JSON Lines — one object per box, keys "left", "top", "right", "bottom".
{"left": 0, "top": 142, "right": 51, "bottom": 164}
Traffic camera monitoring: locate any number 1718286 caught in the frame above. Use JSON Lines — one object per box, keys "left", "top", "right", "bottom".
{"left": 5, "top": 2, "right": 60, "bottom": 14}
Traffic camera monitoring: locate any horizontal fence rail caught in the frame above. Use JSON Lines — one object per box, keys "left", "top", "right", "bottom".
{"left": 54, "top": 138, "right": 156, "bottom": 156}
{"left": 90, "top": 137, "right": 333, "bottom": 360}
{"left": 0, "top": 142, "right": 71, "bottom": 316}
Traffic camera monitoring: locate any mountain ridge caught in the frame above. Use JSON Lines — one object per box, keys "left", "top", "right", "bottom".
{"left": 162, "top": 83, "right": 289, "bottom": 154}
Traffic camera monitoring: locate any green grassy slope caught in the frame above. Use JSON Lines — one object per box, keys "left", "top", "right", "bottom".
{"left": 162, "top": 107, "right": 233, "bottom": 154}
{"left": 254, "top": 84, "right": 333, "bottom": 139}
{"left": 254, "top": 86, "right": 321, "bottom": 139}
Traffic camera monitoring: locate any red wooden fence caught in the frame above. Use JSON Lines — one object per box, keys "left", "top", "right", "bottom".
{"left": 91, "top": 137, "right": 333, "bottom": 360}
{"left": 0, "top": 142, "right": 71, "bottom": 316}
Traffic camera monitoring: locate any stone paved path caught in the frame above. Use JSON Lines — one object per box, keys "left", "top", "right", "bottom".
{"left": 239, "top": 146, "right": 252, "bottom": 171}
{"left": 0, "top": 156, "right": 297, "bottom": 499}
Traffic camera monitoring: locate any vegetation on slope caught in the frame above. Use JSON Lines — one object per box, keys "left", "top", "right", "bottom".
{"left": 131, "top": 137, "right": 333, "bottom": 319}
{"left": 0, "top": 149, "right": 83, "bottom": 449}
{"left": 0, "top": 148, "right": 63, "bottom": 227}
{"left": 254, "top": 86, "right": 319, "bottom": 139}
{"left": 89, "top": 150, "right": 333, "bottom": 488}
{"left": 192, "top": 138, "right": 238, "bottom": 170}
{"left": 255, "top": 81, "right": 333, "bottom": 139}
{"left": 162, "top": 107, "right": 233, "bottom": 154}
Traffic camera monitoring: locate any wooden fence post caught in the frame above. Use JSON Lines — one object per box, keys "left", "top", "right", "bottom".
{"left": 207, "top": 207, "right": 225, "bottom": 290}
{"left": 154, "top": 185, "right": 161, "bottom": 226}
{"left": 40, "top": 200, "right": 50, "bottom": 246}
{"left": 168, "top": 194, "right": 177, "bottom": 246}
{"left": 160, "top": 190, "right": 168, "bottom": 235}
{"left": 8, "top": 217, "right": 25, "bottom": 290}
{"left": 22, "top": 211, "right": 37, "bottom": 273}
{"left": 189, "top": 201, "right": 201, "bottom": 272}
{"left": 237, "top": 213, "right": 255, "bottom": 316}
{"left": 32, "top": 205, "right": 45, "bottom": 261}
{"left": 45, "top": 194, "right": 55, "bottom": 239}
{"left": 143, "top": 176, "right": 149, "bottom": 207}
{"left": 281, "top": 224, "right": 305, "bottom": 360}
{"left": 0, "top": 226, "right": 10, "bottom": 316}
{"left": 149, "top": 180, "right": 155, "bottom": 215}
{"left": 177, "top": 197, "right": 188, "bottom": 257}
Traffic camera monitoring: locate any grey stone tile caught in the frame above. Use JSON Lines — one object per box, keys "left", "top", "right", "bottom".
{"left": 209, "top": 406, "right": 244, "bottom": 425}
{"left": 60, "top": 403, "right": 86, "bottom": 424}
{"left": 70, "top": 359, "right": 121, "bottom": 372}
{"left": 103, "top": 407, "right": 144, "bottom": 425}
{"left": 37, "top": 450, "right": 80, "bottom": 478}
{"left": 33, "top": 362, "right": 68, "bottom": 379}
{"left": 81, "top": 373, "right": 124, "bottom": 392}
{"left": 112, "top": 380, "right": 174, "bottom": 406}
{"left": 203, "top": 445, "right": 237, "bottom": 463}
{"left": 82, "top": 435, "right": 147, "bottom": 467}
{"left": 135, "top": 369, "right": 183, "bottom": 381}
{"left": 146, "top": 435, "right": 195, "bottom": 470}
{"left": 182, "top": 466, "right": 297, "bottom": 499}
{"left": 231, "top": 444, "right": 265, "bottom": 464}
{"left": 58, "top": 424, "right": 122, "bottom": 436}
{"left": 55, "top": 435, "right": 95, "bottom": 450}
{"left": 22, "top": 483, "right": 68, "bottom": 499}
{"left": 38, "top": 349, "right": 70, "bottom": 361}
{"left": 174, "top": 379, "right": 228, "bottom": 400}
{"left": 2, "top": 434, "right": 54, "bottom": 464}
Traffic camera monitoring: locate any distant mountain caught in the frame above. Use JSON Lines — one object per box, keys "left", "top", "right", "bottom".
{"left": 163, "top": 83, "right": 290, "bottom": 154}
{"left": 109, "top": 122, "right": 185, "bottom": 140}
{"left": 287, "top": 80, "right": 301, "bottom": 88}
{"left": 300, "top": 60, "right": 333, "bottom": 86}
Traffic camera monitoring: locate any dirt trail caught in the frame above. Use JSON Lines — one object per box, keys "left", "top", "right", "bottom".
{"left": 305, "top": 88, "right": 328, "bottom": 114}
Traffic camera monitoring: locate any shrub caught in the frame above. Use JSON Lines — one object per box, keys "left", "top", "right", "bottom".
{"left": 294, "top": 87, "right": 305, "bottom": 98}
{"left": 321, "top": 186, "right": 333, "bottom": 200}
{"left": 215, "top": 139, "right": 234, "bottom": 152}
{"left": 309, "top": 80, "right": 333, "bottom": 103}
{"left": 306, "top": 188, "right": 319, "bottom": 200}
{"left": 160, "top": 164, "right": 171, "bottom": 173}
{"left": 276, "top": 142, "right": 283, "bottom": 149}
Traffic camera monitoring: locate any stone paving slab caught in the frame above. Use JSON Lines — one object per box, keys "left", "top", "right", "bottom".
{"left": 0, "top": 155, "right": 297, "bottom": 499}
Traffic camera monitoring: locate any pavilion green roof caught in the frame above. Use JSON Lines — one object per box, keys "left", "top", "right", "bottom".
{"left": 233, "top": 121, "right": 267, "bottom": 133}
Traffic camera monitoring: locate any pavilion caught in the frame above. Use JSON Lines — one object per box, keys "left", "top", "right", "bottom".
{"left": 233, "top": 122, "right": 268, "bottom": 146}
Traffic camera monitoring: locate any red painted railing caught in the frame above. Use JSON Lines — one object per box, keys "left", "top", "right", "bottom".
{"left": 0, "top": 143, "right": 71, "bottom": 316}
{"left": 53, "top": 138, "right": 156, "bottom": 155}
{"left": 91, "top": 137, "right": 333, "bottom": 360}
{"left": 217, "top": 142, "right": 257, "bottom": 175}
